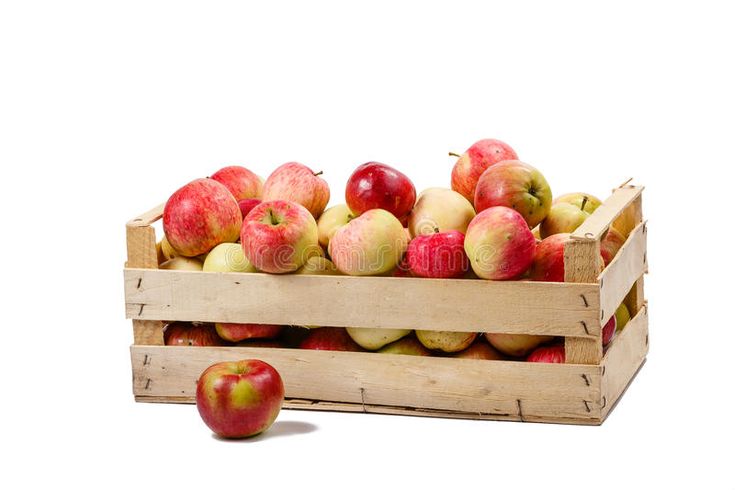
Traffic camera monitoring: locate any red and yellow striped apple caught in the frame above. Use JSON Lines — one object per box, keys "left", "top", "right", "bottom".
{"left": 210, "top": 165, "right": 263, "bottom": 201}
{"left": 406, "top": 230, "right": 469, "bottom": 279}
{"left": 408, "top": 187, "right": 475, "bottom": 237}
{"left": 600, "top": 227, "right": 626, "bottom": 266}
{"left": 450, "top": 138, "right": 518, "bottom": 202}
{"left": 529, "top": 233, "right": 570, "bottom": 282}
{"left": 262, "top": 162, "right": 330, "bottom": 219}
{"left": 317, "top": 204, "right": 353, "bottom": 248}
{"left": 526, "top": 344, "right": 565, "bottom": 363}
{"left": 164, "top": 322, "right": 225, "bottom": 346}
{"left": 215, "top": 323, "right": 283, "bottom": 343}
{"left": 299, "top": 327, "right": 364, "bottom": 351}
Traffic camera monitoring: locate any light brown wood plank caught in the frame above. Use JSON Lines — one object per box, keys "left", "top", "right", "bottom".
{"left": 131, "top": 345, "right": 603, "bottom": 421}
{"left": 564, "top": 239, "right": 603, "bottom": 364}
{"left": 127, "top": 203, "right": 165, "bottom": 227}
{"left": 126, "top": 222, "right": 164, "bottom": 345}
{"left": 124, "top": 269, "right": 601, "bottom": 336}
{"left": 613, "top": 194, "right": 642, "bottom": 238}
{"left": 599, "top": 222, "right": 647, "bottom": 326}
{"left": 572, "top": 186, "right": 644, "bottom": 242}
{"left": 601, "top": 304, "right": 648, "bottom": 421}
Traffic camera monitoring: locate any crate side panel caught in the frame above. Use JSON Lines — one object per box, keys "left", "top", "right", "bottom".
{"left": 599, "top": 222, "right": 647, "bottom": 325}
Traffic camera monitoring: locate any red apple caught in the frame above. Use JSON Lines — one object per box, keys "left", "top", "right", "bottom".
{"left": 196, "top": 360, "right": 284, "bottom": 438}
{"left": 378, "top": 336, "right": 432, "bottom": 356}
{"left": 262, "top": 162, "right": 330, "bottom": 219}
{"left": 600, "top": 227, "right": 626, "bottom": 266}
{"left": 474, "top": 160, "right": 553, "bottom": 228}
{"left": 215, "top": 323, "right": 283, "bottom": 343}
{"left": 241, "top": 200, "right": 319, "bottom": 273}
{"left": 529, "top": 233, "right": 570, "bottom": 282}
{"left": 237, "top": 198, "right": 262, "bottom": 220}
{"left": 163, "top": 178, "right": 242, "bottom": 257}
{"left": 299, "top": 327, "right": 364, "bottom": 351}
{"left": 602, "top": 315, "right": 617, "bottom": 346}
{"left": 164, "top": 322, "right": 226, "bottom": 346}
{"left": 450, "top": 139, "right": 518, "bottom": 202}
{"left": 210, "top": 165, "right": 263, "bottom": 201}
{"left": 485, "top": 333, "right": 554, "bottom": 357}
{"left": 451, "top": 341, "right": 506, "bottom": 360}
{"left": 345, "top": 162, "right": 416, "bottom": 219}
{"left": 526, "top": 344, "right": 565, "bottom": 363}
{"left": 406, "top": 230, "right": 469, "bottom": 278}
{"left": 464, "top": 207, "right": 536, "bottom": 280}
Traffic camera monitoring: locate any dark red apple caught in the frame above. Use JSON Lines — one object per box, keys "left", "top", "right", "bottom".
{"left": 196, "top": 360, "right": 284, "bottom": 438}
{"left": 602, "top": 315, "right": 617, "bottom": 346}
{"left": 406, "top": 230, "right": 469, "bottom": 278}
{"left": 215, "top": 323, "right": 283, "bottom": 343}
{"left": 237, "top": 198, "right": 262, "bottom": 220}
{"left": 164, "top": 322, "right": 226, "bottom": 346}
{"left": 345, "top": 162, "right": 416, "bottom": 219}
{"left": 299, "top": 327, "right": 364, "bottom": 352}
{"left": 529, "top": 233, "right": 570, "bottom": 282}
{"left": 451, "top": 138, "right": 518, "bottom": 202}
{"left": 526, "top": 344, "right": 565, "bottom": 363}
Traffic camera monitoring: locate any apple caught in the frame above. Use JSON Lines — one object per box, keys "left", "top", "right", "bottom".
{"left": 196, "top": 360, "right": 284, "bottom": 439}
{"left": 485, "top": 333, "right": 554, "bottom": 357}
{"left": 451, "top": 340, "right": 506, "bottom": 360}
{"left": 528, "top": 233, "right": 570, "bottom": 282}
{"left": 241, "top": 200, "right": 319, "bottom": 274}
{"left": 615, "top": 303, "right": 631, "bottom": 332}
{"left": 210, "top": 165, "right": 263, "bottom": 201}
{"left": 415, "top": 330, "right": 477, "bottom": 353}
{"left": 262, "top": 162, "right": 330, "bottom": 219}
{"left": 164, "top": 322, "right": 226, "bottom": 346}
{"left": 158, "top": 235, "right": 178, "bottom": 262}
{"left": 317, "top": 204, "right": 353, "bottom": 248}
{"left": 215, "top": 323, "right": 283, "bottom": 343}
{"left": 202, "top": 243, "right": 257, "bottom": 273}
{"left": 540, "top": 202, "right": 591, "bottom": 238}
{"left": 237, "top": 198, "right": 262, "bottom": 220}
{"left": 279, "top": 325, "right": 312, "bottom": 347}
{"left": 296, "top": 256, "right": 339, "bottom": 275}
{"left": 346, "top": 327, "right": 411, "bottom": 350}
{"left": 160, "top": 256, "right": 203, "bottom": 271}
{"left": 236, "top": 339, "right": 286, "bottom": 348}
{"left": 329, "top": 209, "right": 408, "bottom": 276}
{"left": 408, "top": 187, "right": 476, "bottom": 237}
{"left": 464, "top": 206, "right": 536, "bottom": 280}
{"left": 474, "top": 160, "right": 553, "bottom": 228}
{"left": 345, "top": 162, "right": 416, "bottom": 219}
{"left": 163, "top": 179, "right": 242, "bottom": 257}
{"left": 526, "top": 344, "right": 565, "bottom": 363}
{"left": 600, "top": 227, "right": 626, "bottom": 266}
{"left": 602, "top": 315, "right": 617, "bottom": 346}
{"left": 450, "top": 138, "right": 518, "bottom": 202}
{"left": 299, "top": 327, "right": 364, "bottom": 351}
{"left": 554, "top": 192, "right": 602, "bottom": 214}
{"left": 406, "top": 230, "right": 469, "bottom": 278}
{"left": 378, "top": 335, "right": 432, "bottom": 356}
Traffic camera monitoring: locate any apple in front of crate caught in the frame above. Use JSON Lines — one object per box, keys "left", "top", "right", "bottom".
{"left": 474, "top": 160, "right": 553, "bottom": 228}
{"left": 602, "top": 315, "right": 617, "bottom": 346}
{"left": 160, "top": 256, "right": 203, "bottom": 271}
{"left": 317, "top": 204, "right": 353, "bottom": 248}
{"left": 554, "top": 192, "right": 602, "bottom": 214}
{"left": 329, "top": 209, "right": 408, "bottom": 276}
{"left": 378, "top": 336, "right": 432, "bottom": 356}
{"left": 408, "top": 187, "right": 476, "bottom": 237}
{"left": 485, "top": 333, "right": 554, "bottom": 357}
{"left": 464, "top": 207, "right": 536, "bottom": 280}
{"left": 451, "top": 341, "right": 506, "bottom": 360}
{"left": 164, "top": 322, "right": 226, "bottom": 346}
{"left": 406, "top": 230, "right": 469, "bottom": 278}
{"left": 345, "top": 162, "right": 416, "bottom": 219}
{"left": 346, "top": 327, "right": 411, "bottom": 350}
{"left": 262, "top": 162, "right": 330, "bottom": 219}
{"left": 416, "top": 330, "right": 477, "bottom": 353}
{"left": 450, "top": 138, "right": 518, "bottom": 202}
{"left": 540, "top": 202, "right": 591, "bottom": 238}
{"left": 299, "top": 327, "right": 365, "bottom": 351}
{"left": 215, "top": 323, "right": 283, "bottom": 343}
{"left": 241, "top": 200, "right": 319, "bottom": 273}
{"left": 600, "top": 227, "right": 626, "bottom": 266}
{"left": 203, "top": 243, "right": 257, "bottom": 273}
{"left": 210, "top": 165, "right": 263, "bottom": 201}
{"left": 196, "top": 360, "right": 284, "bottom": 439}
{"left": 237, "top": 198, "right": 262, "bottom": 220}
{"left": 163, "top": 178, "right": 242, "bottom": 257}
{"left": 526, "top": 344, "right": 566, "bottom": 363}
{"left": 615, "top": 303, "right": 631, "bottom": 332}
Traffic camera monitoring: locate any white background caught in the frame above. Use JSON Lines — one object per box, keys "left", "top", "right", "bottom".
{"left": 1, "top": 1, "right": 733, "bottom": 488}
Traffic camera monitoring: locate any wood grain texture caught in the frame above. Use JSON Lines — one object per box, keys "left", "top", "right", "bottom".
{"left": 601, "top": 304, "right": 648, "bottom": 421}
{"left": 613, "top": 194, "right": 642, "bottom": 238}
{"left": 564, "top": 239, "right": 603, "bottom": 364}
{"left": 127, "top": 203, "right": 165, "bottom": 227}
{"left": 599, "top": 222, "right": 647, "bottom": 326}
{"left": 126, "top": 223, "right": 164, "bottom": 345}
{"left": 124, "top": 268, "right": 601, "bottom": 336}
{"left": 131, "top": 345, "right": 603, "bottom": 422}
{"left": 572, "top": 186, "right": 644, "bottom": 242}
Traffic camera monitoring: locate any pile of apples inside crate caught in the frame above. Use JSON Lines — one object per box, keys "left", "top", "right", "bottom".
{"left": 159, "top": 138, "right": 632, "bottom": 363}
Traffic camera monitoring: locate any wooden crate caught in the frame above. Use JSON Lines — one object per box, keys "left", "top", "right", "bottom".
{"left": 124, "top": 184, "right": 648, "bottom": 425}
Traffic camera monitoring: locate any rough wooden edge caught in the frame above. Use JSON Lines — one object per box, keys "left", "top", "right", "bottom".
{"left": 564, "top": 239, "right": 603, "bottom": 364}
{"left": 600, "top": 304, "right": 648, "bottom": 421}
{"left": 599, "top": 221, "right": 647, "bottom": 325}
{"left": 126, "top": 222, "right": 164, "bottom": 346}
{"left": 572, "top": 186, "right": 644, "bottom": 242}
{"left": 127, "top": 203, "right": 165, "bottom": 228}
{"left": 124, "top": 268, "right": 601, "bottom": 336}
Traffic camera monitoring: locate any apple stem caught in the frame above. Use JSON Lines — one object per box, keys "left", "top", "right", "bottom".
{"left": 581, "top": 196, "right": 588, "bottom": 212}
{"left": 434, "top": 227, "right": 440, "bottom": 233}
{"left": 448, "top": 152, "right": 462, "bottom": 158}
{"left": 268, "top": 209, "right": 279, "bottom": 225}
{"left": 313, "top": 171, "right": 324, "bottom": 177}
